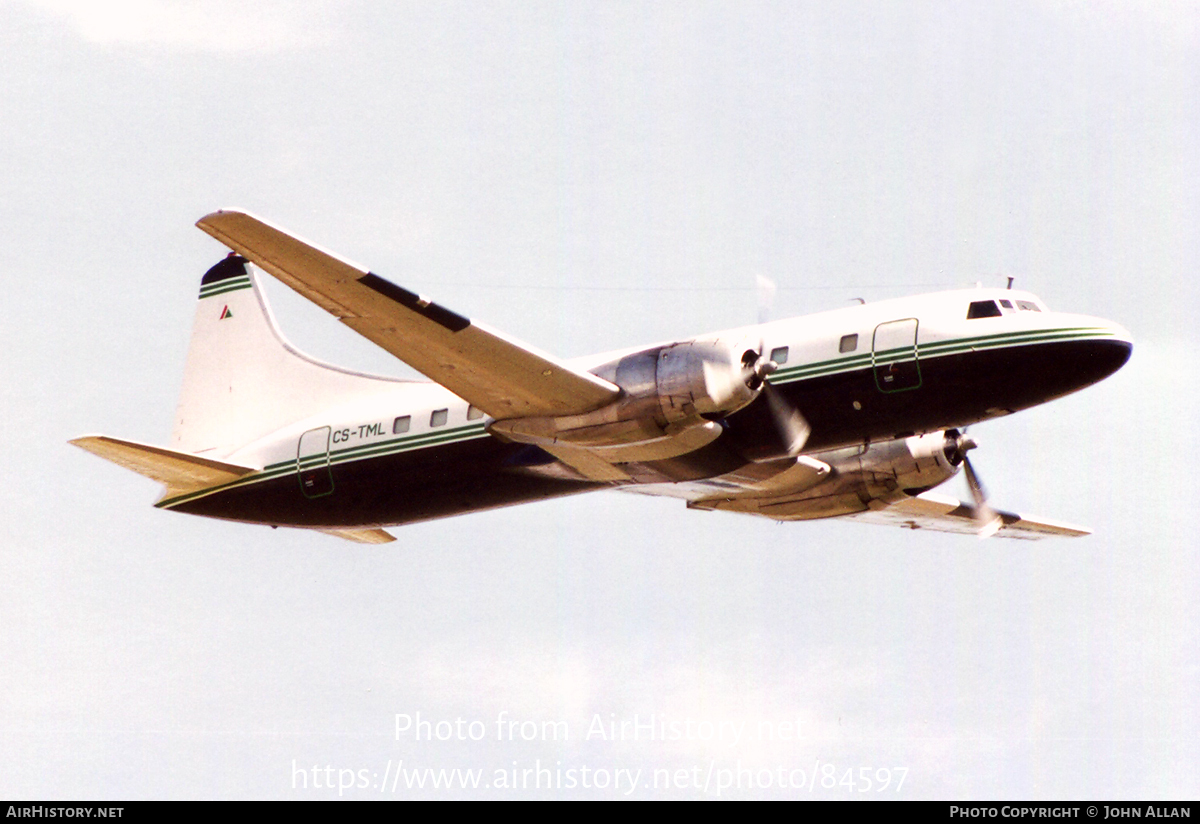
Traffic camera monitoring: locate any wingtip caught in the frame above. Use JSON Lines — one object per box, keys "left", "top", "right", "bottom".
{"left": 195, "top": 207, "right": 256, "bottom": 231}
{"left": 317, "top": 527, "right": 398, "bottom": 544}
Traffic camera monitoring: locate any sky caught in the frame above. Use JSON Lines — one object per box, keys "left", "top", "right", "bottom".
{"left": 1, "top": 0, "right": 1197, "bottom": 800}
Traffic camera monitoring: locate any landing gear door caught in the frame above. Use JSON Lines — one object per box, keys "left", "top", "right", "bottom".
{"left": 872, "top": 318, "right": 921, "bottom": 392}
{"left": 298, "top": 426, "right": 334, "bottom": 498}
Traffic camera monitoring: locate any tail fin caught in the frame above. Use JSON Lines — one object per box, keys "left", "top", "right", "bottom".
{"left": 171, "top": 255, "right": 402, "bottom": 457}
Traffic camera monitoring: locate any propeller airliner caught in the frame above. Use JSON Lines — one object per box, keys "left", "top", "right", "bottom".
{"left": 72, "top": 211, "right": 1132, "bottom": 543}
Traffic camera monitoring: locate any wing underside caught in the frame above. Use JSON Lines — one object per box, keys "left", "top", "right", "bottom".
{"left": 195, "top": 210, "right": 620, "bottom": 420}
{"left": 845, "top": 492, "right": 1090, "bottom": 539}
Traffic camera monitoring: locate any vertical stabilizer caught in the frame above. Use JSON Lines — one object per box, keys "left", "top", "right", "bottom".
{"left": 171, "top": 255, "right": 402, "bottom": 457}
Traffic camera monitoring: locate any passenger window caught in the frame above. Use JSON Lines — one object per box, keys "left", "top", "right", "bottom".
{"left": 839, "top": 334, "right": 858, "bottom": 353}
{"left": 430, "top": 409, "right": 448, "bottom": 427}
{"left": 967, "top": 300, "right": 1002, "bottom": 319}
{"left": 770, "top": 346, "right": 789, "bottom": 365}
{"left": 467, "top": 405, "right": 484, "bottom": 421}
{"left": 392, "top": 416, "right": 411, "bottom": 434}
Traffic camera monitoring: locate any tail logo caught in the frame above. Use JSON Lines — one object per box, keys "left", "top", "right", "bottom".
{"left": 219, "top": 305, "right": 233, "bottom": 320}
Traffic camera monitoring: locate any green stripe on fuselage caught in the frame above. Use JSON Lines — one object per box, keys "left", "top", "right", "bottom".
{"left": 771, "top": 327, "right": 1113, "bottom": 385}
{"left": 156, "top": 422, "right": 490, "bottom": 509}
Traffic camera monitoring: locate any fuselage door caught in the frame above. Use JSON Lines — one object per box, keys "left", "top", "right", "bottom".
{"left": 297, "top": 426, "right": 335, "bottom": 498}
{"left": 872, "top": 318, "right": 921, "bottom": 392}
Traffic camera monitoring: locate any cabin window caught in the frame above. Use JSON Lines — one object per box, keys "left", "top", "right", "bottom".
{"left": 1017, "top": 300, "right": 1041, "bottom": 312}
{"left": 430, "top": 409, "right": 448, "bottom": 427}
{"left": 999, "top": 299, "right": 1014, "bottom": 310}
{"left": 839, "top": 334, "right": 858, "bottom": 353}
{"left": 467, "top": 405, "right": 484, "bottom": 421}
{"left": 770, "top": 346, "right": 789, "bottom": 365}
{"left": 967, "top": 300, "right": 1002, "bottom": 319}
{"left": 392, "top": 415, "right": 411, "bottom": 434}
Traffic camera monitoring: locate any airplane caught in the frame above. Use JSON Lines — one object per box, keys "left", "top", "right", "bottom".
{"left": 71, "top": 210, "right": 1133, "bottom": 544}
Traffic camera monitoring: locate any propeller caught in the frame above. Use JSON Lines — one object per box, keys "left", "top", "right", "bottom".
{"left": 759, "top": 380, "right": 810, "bottom": 456}
{"left": 721, "top": 275, "right": 811, "bottom": 461}
{"left": 745, "top": 274, "right": 782, "bottom": 389}
{"left": 756, "top": 274, "right": 777, "bottom": 325}
{"left": 744, "top": 273, "right": 784, "bottom": 390}
{"left": 740, "top": 347, "right": 777, "bottom": 391}
{"left": 944, "top": 429, "right": 1003, "bottom": 539}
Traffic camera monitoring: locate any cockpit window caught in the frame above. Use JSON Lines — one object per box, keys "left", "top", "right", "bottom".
{"left": 1016, "top": 300, "right": 1041, "bottom": 312}
{"left": 967, "top": 300, "right": 1002, "bottom": 319}
{"left": 999, "top": 299, "right": 1014, "bottom": 310}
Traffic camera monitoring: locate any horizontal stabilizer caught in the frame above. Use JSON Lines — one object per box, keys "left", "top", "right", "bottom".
{"left": 70, "top": 435, "right": 255, "bottom": 497}
{"left": 848, "top": 492, "right": 1091, "bottom": 539}
{"left": 195, "top": 210, "right": 621, "bottom": 420}
{"left": 318, "top": 528, "right": 397, "bottom": 544}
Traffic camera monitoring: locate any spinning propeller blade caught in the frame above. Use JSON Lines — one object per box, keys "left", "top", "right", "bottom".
{"left": 945, "top": 429, "right": 1003, "bottom": 539}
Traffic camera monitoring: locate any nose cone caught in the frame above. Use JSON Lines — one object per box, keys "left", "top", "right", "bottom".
{"left": 1053, "top": 317, "right": 1132, "bottom": 395}
{"left": 1089, "top": 319, "right": 1133, "bottom": 380}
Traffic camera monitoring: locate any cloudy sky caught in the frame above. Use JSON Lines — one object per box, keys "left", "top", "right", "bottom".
{"left": 1, "top": 0, "right": 1196, "bottom": 799}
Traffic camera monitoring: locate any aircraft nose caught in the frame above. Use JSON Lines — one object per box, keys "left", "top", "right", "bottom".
{"left": 1109, "top": 321, "right": 1133, "bottom": 349}
{"left": 1081, "top": 318, "right": 1133, "bottom": 384}
{"left": 1021, "top": 312, "right": 1133, "bottom": 401}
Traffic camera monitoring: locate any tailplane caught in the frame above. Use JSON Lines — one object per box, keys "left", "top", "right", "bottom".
{"left": 69, "top": 435, "right": 254, "bottom": 499}
{"left": 170, "top": 254, "right": 403, "bottom": 458}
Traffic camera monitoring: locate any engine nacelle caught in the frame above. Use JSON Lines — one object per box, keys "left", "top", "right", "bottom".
{"left": 594, "top": 338, "right": 764, "bottom": 425}
{"left": 691, "top": 431, "right": 963, "bottom": 520}
{"left": 490, "top": 337, "right": 765, "bottom": 451}
{"left": 851, "top": 431, "right": 962, "bottom": 499}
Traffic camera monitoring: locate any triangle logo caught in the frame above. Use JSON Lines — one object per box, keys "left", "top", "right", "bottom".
{"left": 219, "top": 306, "right": 233, "bottom": 320}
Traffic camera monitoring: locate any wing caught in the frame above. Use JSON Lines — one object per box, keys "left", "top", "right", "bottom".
{"left": 846, "top": 491, "right": 1091, "bottom": 539}
{"left": 195, "top": 210, "right": 620, "bottom": 420}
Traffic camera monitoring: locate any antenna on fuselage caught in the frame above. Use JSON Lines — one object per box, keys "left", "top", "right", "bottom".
{"left": 1007, "top": 277, "right": 1014, "bottom": 290}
